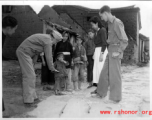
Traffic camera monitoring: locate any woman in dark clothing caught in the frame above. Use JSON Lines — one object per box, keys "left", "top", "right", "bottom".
{"left": 89, "top": 16, "right": 108, "bottom": 87}
{"left": 54, "top": 31, "right": 73, "bottom": 91}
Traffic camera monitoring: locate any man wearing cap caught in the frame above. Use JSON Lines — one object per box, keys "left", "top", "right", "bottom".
{"left": 16, "top": 29, "right": 62, "bottom": 107}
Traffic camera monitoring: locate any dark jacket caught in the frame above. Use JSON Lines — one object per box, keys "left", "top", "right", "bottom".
{"left": 94, "top": 28, "right": 107, "bottom": 52}
{"left": 54, "top": 40, "right": 73, "bottom": 68}
{"left": 83, "top": 38, "right": 95, "bottom": 55}
{"left": 54, "top": 60, "right": 68, "bottom": 79}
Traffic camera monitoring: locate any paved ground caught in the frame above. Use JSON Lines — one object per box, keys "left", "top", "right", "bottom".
{"left": 2, "top": 61, "right": 150, "bottom": 118}
{"left": 28, "top": 64, "right": 150, "bottom": 118}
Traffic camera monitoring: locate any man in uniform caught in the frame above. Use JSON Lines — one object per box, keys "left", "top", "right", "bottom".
{"left": 92, "top": 5, "right": 128, "bottom": 103}
{"left": 16, "top": 30, "right": 62, "bottom": 107}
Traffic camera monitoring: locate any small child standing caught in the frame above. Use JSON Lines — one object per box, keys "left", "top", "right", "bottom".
{"left": 83, "top": 29, "right": 95, "bottom": 88}
{"left": 54, "top": 52, "right": 69, "bottom": 95}
{"left": 72, "top": 36, "right": 87, "bottom": 91}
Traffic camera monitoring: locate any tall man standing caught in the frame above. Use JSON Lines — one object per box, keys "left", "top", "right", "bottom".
{"left": 93, "top": 5, "right": 128, "bottom": 103}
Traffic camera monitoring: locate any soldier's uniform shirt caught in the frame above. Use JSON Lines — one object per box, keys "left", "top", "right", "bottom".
{"left": 96, "top": 16, "right": 128, "bottom": 101}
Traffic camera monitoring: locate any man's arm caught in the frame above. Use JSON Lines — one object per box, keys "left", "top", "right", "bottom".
{"left": 40, "top": 52, "right": 46, "bottom": 66}
{"left": 114, "top": 20, "right": 128, "bottom": 53}
{"left": 33, "top": 55, "right": 38, "bottom": 65}
{"left": 44, "top": 44, "right": 56, "bottom": 71}
{"left": 99, "top": 28, "right": 107, "bottom": 61}
{"left": 100, "top": 28, "right": 107, "bottom": 53}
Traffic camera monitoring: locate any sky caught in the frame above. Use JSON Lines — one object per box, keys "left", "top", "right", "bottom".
{"left": 1, "top": 1, "right": 152, "bottom": 38}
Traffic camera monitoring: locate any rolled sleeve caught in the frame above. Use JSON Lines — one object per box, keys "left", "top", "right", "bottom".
{"left": 114, "top": 20, "right": 128, "bottom": 53}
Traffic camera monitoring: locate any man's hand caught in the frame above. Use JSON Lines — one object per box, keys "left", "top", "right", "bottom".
{"left": 73, "top": 57, "right": 81, "bottom": 62}
{"left": 99, "top": 53, "right": 103, "bottom": 62}
{"left": 42, "top": 62, "right": 46, "bottom": 66}
{"left": 50, "top": 69, "right": 59, "bottom": 73}
{"left": 112, "top": 52, "right": 120, "bottom": 58}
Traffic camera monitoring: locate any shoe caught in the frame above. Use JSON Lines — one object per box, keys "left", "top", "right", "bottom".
{"left": 46, "top": 86, "right": 53, "bottom": 90}
{"left": 87, "top": 85, "right": 93, "bottom": 89}
{"left": 93, "top": 83, "right": 97, "bottom": 87}
{"left": 66, "top": 89, "right": 73, "bottom": 92}
{"left": 91, "top": 94, "right": 101, "bottom": 98}
{"left": 91, "top": 89, "right": 97, "bottom": 94}
{"left": 24, "top": 103, "right": 37, "bottom": 108}
{"left": 78, "top": 87, "right": 82, "bottom": 90}
{"left": 104, "top": 100, "right": 120, "bottom": 104}
{"left": 55, "top": 92, "right": 65, "bottom": 96}
{"left": 58, "top": 92, "right": 66, "bottom": 95}
{"left": 74, "top": 89, "right": 79, "bottom": 91}
{"left": 34, "top": 98, "right": 41, "bottom": 104}
{"left": 43, "top": 86, "right": 51, "bottom": 91}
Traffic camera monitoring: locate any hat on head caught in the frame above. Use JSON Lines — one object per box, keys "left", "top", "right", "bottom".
{"left": 52, "top": 30, "right": 63, "bottom": 40}
{"left": 76, "top": 35, "right": 83, "bottom": 41}
{"left": 56, "top": 52, "right": 64, "bottom": 59}
{"left": 87, "top": 29, "right": 94, "bottom": 33}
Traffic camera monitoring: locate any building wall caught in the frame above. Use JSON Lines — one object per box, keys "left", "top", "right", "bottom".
{"left": 59, "top": 13, "right": 86, "bottom": 37}
{"left": 2, "top": 6, "right": 43, "bottom": 59}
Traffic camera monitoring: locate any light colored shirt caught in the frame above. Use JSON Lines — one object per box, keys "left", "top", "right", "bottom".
{"left": 107, "top": 16, "right": 128, "bottom": 54}
{"left": 18, "top": 33, "right": 55, "bottom": 71}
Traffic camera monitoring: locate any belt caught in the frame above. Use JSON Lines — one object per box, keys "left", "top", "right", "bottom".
{"left": 62, "top": 52, "right": 70, "bottom": 55}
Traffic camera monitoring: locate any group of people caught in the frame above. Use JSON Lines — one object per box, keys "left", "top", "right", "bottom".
{"left": 2, "top": 5, "right": 128, "bottom": 110}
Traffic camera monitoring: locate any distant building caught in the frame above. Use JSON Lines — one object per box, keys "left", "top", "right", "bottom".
{"left": 2, "top": 5, "right": 78, "bottom": 59}
{"left": 2, "top": 5, "right": 43, "bottom": 59}
{"left": 139, "top": 34, "right": 149, "bottom": 63}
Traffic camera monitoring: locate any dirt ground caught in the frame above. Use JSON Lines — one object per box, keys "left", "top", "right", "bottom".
{"left": 2, "top": 60, "right": 150, "bottom": 118}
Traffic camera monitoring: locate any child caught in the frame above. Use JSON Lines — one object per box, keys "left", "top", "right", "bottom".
{"left": 83, "top": 29, "right": 95, "bottom": 88}
{"left": 54, "top": 52, "right": 69, "bottom": 95}
{"left": 54, "top": 31, "right": 73, "bottom": 91}
{"left": 72, "top": 36, "right": 87, "bottom": 91}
